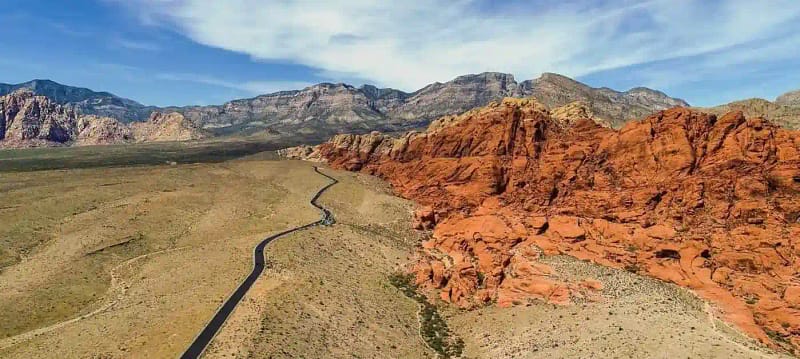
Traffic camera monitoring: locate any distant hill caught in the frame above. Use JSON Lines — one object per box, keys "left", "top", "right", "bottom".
{"left": 702, "top": 89, "right": 800, "bottom": 130}
{"left": 776, "top": 89, "right": 800, "bottom": 108}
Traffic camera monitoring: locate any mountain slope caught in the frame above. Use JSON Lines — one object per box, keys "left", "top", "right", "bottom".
{"left": 0, "top": 80, "right": 151, "bottom": 122}
{"left": 776, "top": 89, "right": 800, "bottom": 107}
{"left": 521, "top": 73, "right": 689, "bottom": 128}
{"left": 703, "top": 89, "right": 800, "bottom": 130}
{"left": 0, "top": 90, "right": 204, "bottom": 148}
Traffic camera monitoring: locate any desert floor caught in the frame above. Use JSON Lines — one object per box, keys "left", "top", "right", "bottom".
{"left": 0, "top": 150, "right": 789, "bottom": 358}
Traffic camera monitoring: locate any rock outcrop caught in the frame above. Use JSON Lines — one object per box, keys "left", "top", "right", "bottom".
{"left": 309, "top": 98, "right": 800, "bottom": 351}
{"left": 1, "top": 89, "right": 82, "bottom": 147}
{"left": 74, "top": 116, "right": 133, "bottom": 146}
{"left": 0, "top": 90, "right": 205, "bottom": 148}
{"left": 276, "top": 144, "right": 325, "bottom": 162}
{"left": 130, "top": 112, "right": 206, "bottom": 143}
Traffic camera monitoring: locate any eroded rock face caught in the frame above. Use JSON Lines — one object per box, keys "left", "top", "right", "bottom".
{"left": 1, "top": 89, "right": 80, "bottom": 147}
{"left": 315, "top": 98, "right": 800, "bottom": 350}
{"left": 0, "top": 90, "right": 205, "bottom": 148}
{"left": 74, "top": 116, "right": 133, "bottom": 146}
{"left": 130, "top": 112, "right": 207, "bottom": 143}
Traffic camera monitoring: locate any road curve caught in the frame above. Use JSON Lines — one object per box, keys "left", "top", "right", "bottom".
{"left": 180, "top": 166, "right": 338, "bottom": 359}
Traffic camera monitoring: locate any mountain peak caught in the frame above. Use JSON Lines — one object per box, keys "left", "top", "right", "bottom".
{"left": 536, "top": 72, "right": 580, "bottom": 84}
{"left": 0, "top": 79, "right": 149, "bottom": 122}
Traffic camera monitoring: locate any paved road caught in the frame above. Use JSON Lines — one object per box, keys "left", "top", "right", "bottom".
{"left": 180, "top": 166, "right": 338, "bottom": 359}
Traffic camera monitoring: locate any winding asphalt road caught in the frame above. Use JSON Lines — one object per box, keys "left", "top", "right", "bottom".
{"left": 180, "top": 166, "right": 338, "bottom": 359}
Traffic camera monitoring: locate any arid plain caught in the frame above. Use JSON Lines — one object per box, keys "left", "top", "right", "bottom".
{"left": 0, "top": 144, "right": 788, "bottom": 358}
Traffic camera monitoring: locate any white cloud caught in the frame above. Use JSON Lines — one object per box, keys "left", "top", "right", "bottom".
{"left": 115, "top": 0, "right": 800, "bottom": 90}
{"left": 155, "top": 72, "right": 312, "bottom": 95}
{"left": 634, "top": 32, "right": 800, "bottom": 90}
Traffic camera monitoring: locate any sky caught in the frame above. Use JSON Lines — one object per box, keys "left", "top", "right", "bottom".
{"left": 1, "top": 0, "right": 799, "bottom": 107}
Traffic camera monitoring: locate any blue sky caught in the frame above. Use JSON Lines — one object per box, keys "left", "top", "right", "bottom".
{"left": 1, "top": 0, "right": 799, "bottom": 107}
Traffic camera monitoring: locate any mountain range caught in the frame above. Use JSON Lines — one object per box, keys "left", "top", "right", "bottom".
{"left": 4, "top": 72, "right": 800, "bottom": 149}
{"left": 1, "top": 72, "right": 689, "bottom": 145}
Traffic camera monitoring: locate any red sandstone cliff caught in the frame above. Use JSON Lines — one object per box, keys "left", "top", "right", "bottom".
{"left": 305, "top": 98, "right": 800, "bottom": 351}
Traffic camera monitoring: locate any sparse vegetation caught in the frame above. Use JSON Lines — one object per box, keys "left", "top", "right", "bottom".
{"left": 390, "top": 273, "right": 464, "bottom": 358}
{"left": 624, "top": 263, "right": 641, "bottom": 273}
{"left": 0, "top": 139, "right": 281, "bottom": 173}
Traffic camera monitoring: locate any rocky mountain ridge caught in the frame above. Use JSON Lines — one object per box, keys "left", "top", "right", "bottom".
{"left": 0, "top": 90, "right": 205, "bottom": 148}
{"left": 286, "top": 98, "right": 800, "bottom": 353}
{"left": 2, "top": 73, "right": 689, "bottom": 142}
{"left": 703, "top": 94, "right": 800, "bottom": 130}
{"left": 0, "top": 80, "right": 152, "bottom": 122}
{"left": 166, "top": 72, "right": 689, "bottom": 139}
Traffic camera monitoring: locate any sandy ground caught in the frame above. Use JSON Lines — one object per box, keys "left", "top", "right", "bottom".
{"left": 0, "top": 159, "right": 326, "bottom": 358}
{"left": 0, "top": 156, "right": 790, "bottom": 358}
{"left": 447, "top": 254, "right": 789, "bottom": 358}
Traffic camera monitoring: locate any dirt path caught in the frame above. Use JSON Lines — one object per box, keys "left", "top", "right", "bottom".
{"left": 0, "top": 247, "right": 189, "bottom": 350}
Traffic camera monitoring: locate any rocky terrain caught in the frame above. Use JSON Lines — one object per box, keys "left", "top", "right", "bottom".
{"left": 287, "top": 98, "right": 800, "bottom": 353}
{"left": 0, "top": 90, "right": 205, "bottom": 148}
{"left": 703, "top": 89, "right": 800, "bottom": 130}
{"left": 3, "top": 74, "right": 687, "bottom": 143}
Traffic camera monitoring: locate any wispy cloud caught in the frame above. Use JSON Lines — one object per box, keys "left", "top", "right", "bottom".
{"left": 111, "top": 37, "right": 161, "bottom": 51}
{"left": 113, "top": 0, "right": 800, "bottom": 90}
{"left": 155, "top": 72, "right": 312, "bottom": 94}
{"left": 0, "top": 11, "right": 94, "bottom": 37}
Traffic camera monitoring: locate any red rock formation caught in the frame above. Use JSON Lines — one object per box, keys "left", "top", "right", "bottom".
{"left": 314, "top": 98, "right": 800, "bottom": 350}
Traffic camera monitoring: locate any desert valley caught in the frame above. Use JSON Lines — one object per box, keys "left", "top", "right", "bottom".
{"left": 2, "top": 2, "right": 800, "bottom": 357}
{"left": 1, "top": 70, "right": 799, "bottom": 358}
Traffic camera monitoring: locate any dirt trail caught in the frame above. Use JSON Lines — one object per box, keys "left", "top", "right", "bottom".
{"left": 0, "top": 247, "right": 189, "bottom": 350}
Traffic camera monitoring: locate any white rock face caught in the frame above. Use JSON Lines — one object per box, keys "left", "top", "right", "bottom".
{"left": 0, "top": 90, "right": 205, "bottom": 148}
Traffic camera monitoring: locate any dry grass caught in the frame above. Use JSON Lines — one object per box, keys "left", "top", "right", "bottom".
{"left": 0, "top": 159, "right": 325, "bottom": 358}
{"left": 204, "top": 168, "right": 433, "bottom": 358}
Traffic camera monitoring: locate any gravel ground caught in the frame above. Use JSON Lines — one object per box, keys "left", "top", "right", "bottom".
{"left": 446, "top": 254, "right": 789, "bottom": 358}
